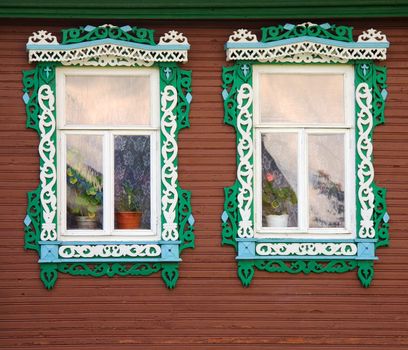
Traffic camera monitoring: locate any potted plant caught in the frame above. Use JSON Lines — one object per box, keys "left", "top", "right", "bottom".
{"left": 67, "top": 165, "right": 102, "bottom": 229}
{"left": 115, "top": 182, "right": 143, "bottom": 229}
{"left": 262, "top": 172, "right": 297, "bottom": 227}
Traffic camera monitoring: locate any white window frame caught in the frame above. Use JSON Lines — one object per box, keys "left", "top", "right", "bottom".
{"left": 56, "top": 67, "right": 161, "bottom": 242}
{"left": 253, "top": 64, "right": 356, "bottom": 239}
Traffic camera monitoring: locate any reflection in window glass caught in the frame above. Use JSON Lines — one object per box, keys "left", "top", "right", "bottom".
{"left": 261, "top": 133, "right": 298, "bottom": 228}
{"left": 309, "top": 133, "right": 345, "bottom": 228}
{"left": 66, "top": 134, "right": 103, "bottom": 230}
{"left": 260, "top": 74, "right": 345, "bottom": 124}
{"left": 65, "top": 75, "right": 150, "bottom": 126}
{"left": 114, "top": 135, "right": 151, "bottom": 230}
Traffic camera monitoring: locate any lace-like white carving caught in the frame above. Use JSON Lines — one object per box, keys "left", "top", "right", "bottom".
{"left": 256, "top": 243, "right": 357, "bottom": 256}
{"left": 356, "top": 82, "right": 375, "bottom": 238}
{"left": 358, "top": 29, "right": 388, "bottom": 43}
{"left": 228, "top": 29, "right": 258, "bottom": 43}
{"left": 28, "top": 45, "right": 188, "bottom": 64}
{"left": 161, "top": 85, "right": 179, "bottom": 241}
{"left": 226, "top": 40, "right": 388, "bottom": 62}
{"left": 28, "top": 30, "right": 59, "bottom": 45}
{"left": 271, "top": 53, "right": 348, "bottom": 64}
{"left": 159, "top": 30, "right": 189, "bottom": 45}
{"left": 61, "top": 55, "right": 155, "bottom": 67}
{"left": 237, "top": 83, "right": 254, "bottom": 238}
{"left": 38, "top": 85, "right": 57, "bottom": 241}
{"left": 59, "top": 244, "right": 161, "bottom": 258}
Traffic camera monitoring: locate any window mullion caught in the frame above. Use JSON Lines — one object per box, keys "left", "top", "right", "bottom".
{"left": 104, "top": 131, "right": 112, "bottom": 236}
{"left": 299, "top": 129, "right": 308, "bottom": 232}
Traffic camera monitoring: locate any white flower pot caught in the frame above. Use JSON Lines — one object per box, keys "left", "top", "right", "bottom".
{"left": 266, "top": 214, "right": 289, "bottom": 228}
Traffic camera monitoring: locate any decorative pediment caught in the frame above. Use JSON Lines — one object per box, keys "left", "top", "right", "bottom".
{"left": 27, "top": 24, "right": 190, "bottom": 66}
{"left": 225, "top": 23, "right": 389, "bottom": 63}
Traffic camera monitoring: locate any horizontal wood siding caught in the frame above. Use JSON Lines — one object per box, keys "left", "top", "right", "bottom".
{"left": 0, "top": 18, "right": 407, "bottom": 349}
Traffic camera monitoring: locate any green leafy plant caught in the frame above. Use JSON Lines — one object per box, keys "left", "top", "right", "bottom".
{"left": 116, "top": 182, "right": 143, "bottom": 212}
{"left": 67, "top": 165, "right": 102, "bottom": 219}
{"left": 262, "top": 172, "right": 297, "bottom": 215}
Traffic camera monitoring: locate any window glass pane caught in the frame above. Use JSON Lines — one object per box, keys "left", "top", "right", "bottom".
{"left": 65, "top": 75, "right": 150, "bottom": 126}
{"left": 309, "top": 133, "right": 345, "bottom": 228}
{"left": 261, "top": 133, "right": 298, "bottom": 228}
{"left": 260, "top": 74, "right": 345, "bottom": 124}
{"left": 66, "top": 134, "right": 103, "bottom": 230}
{"left": 114, "top": 135, "right": 151, "bottom": 230}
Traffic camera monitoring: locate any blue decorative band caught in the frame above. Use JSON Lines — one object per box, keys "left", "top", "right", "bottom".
{"left": 225, "top": 36, "right": 389, "bottom": 50}
{"left": 27, "top": 38, "right": 190, "bottom": 51}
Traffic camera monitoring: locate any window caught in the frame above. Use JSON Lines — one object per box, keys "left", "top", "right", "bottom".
{"left": 23, "top": 24, "right": 194, "bottom": 289}
{"left": 222, "top": 23, "right": 390, "bottom": 288}
{"left": 57, "top": 68, "right": 160, "bottom": 240}
{"left": 253, "top": 65, "right": 355, "bottom": 238}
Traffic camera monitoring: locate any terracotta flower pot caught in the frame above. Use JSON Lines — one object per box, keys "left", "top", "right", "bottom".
{"left": 115, "top": 211, "right": 142, "bottom": 229}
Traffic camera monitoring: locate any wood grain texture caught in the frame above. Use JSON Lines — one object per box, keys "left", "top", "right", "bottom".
{"left": 0, "top": 18, "right": 407, "bottom": 350}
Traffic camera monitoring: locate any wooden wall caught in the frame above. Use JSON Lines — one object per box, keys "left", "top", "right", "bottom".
{"left": 0, "top": 18, "right": 407, "bottom": 349}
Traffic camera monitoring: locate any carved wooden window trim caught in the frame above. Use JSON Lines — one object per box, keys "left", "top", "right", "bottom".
{"left": 221, "top": 23, "right": 390, "bottom": 287}
{"left": 23, "top": 24, "right": 195, "bottom": 289}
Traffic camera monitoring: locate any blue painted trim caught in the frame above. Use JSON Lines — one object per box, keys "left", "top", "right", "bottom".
{"left": 161, "top": 244, "right": 180, "bottom": 260}
{"left": 238, "top": 241, "right": 256, "bottom": 258}
{"left": 354, "top": 238, "right": 377, "bottom": 243}
{"left": 39, "top": 257, "right": 182, "bottom": 263}
{"left": 40, "top": 244, "right": 59, "bottom": 261}
{"left": 27, "top": 38, "right": 190, "bottom": 51}
{"left": 236, "top": 256, "right": 378, "bottom": 261}
{"left": 357, "top": 242, "right": 376, "bottom": 259}
{"left": 237, "top": 238, "right": 357, "bottom": 243}
{"left": 39, "top": 240, "right": 181, "bottom": 245}
{"left": 225, "top": 36, "right": 389, "bottom": 50}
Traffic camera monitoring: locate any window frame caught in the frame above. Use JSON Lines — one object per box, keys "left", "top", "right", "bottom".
{"left": 221, "top": 23, "right": 390, "bottom": 288}
{"left": 253, "top": 64, "right": 356, "bottom": 239}
{"left": 23, "top": 24, "right": 195, "bottom": 289}
{"left": 57, "top": 67, "right": 161, "bottom": 241}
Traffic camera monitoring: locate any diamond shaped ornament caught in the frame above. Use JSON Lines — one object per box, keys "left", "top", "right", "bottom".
{"left": 22, "top": 92, "right": 30, "bottom": 104}
{"left": 186, "top": 92, "right": 193, "bottom": 104}
{"left": 188, "top": 214, "right": 195, "bottom": 226}
{"left": 381, "top": 89, "right": 388, "bottom": 101}
{"left": 221, "top": 211, "right": 229, "bottom": 223}
{"left": 84, "top": 25, "right": 95, "bottom": 32}
{"left": 222, "top": 89, "right": 229, "bottom": 100}
{"left": 283, "top": 23, "right": 295, "bottom": 31}
{"left": 24, "top": 215, "right": 31, "bottom": 226}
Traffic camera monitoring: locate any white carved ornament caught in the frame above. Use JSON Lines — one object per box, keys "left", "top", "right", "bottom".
{"left": 160, "top": 85, "right": 179, "bottom": 241}
{"left": 27, "top": 27, "right": 189, "bottom": 65}
{"left": 59, "top": 244, "right": 161, "bottom": 258}
{"left": 256, "top": 242, "right": 358, "bottom": 256}
{"left": 28, "top": 30, "right": 59, "bottom": 45}
{"left": 61, "top": 55, "right": 155, "bottom": 67}
{"left": 236, "top": 83, "right": 254, "bottom": 238}
{"left": 38, "top": 85, "right": 57, "bottom": 241}
{"left": 357, "top": 29, "right": 388, "bottom": 43}
{"left": 356, "top": 82, "right": 375, "bottom": 238}
{"left": 269, "top": 53, "right": 348, "bottom": 64}
{"left": 28, "top": 46, "right": 188, "bottom": 65}
{"left": 226, "top": 26, "right": 388, "bottom": 62}
{"left": 159, "top": 30, "right": 189, "bottom": 45}
{"left": 228, "top": 29, "right": 258, "bottom": 43}
{"left": 227, "top": 42, "right": 388, "bottom": 62}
